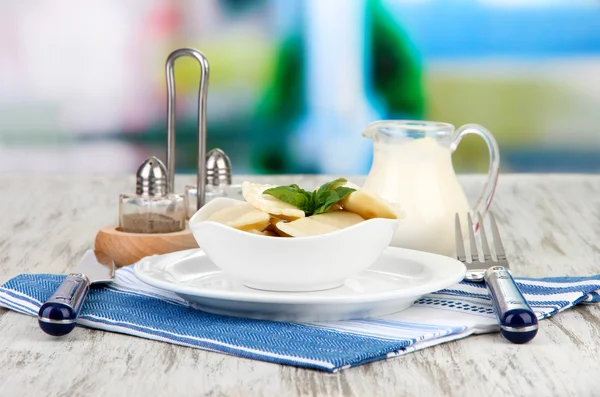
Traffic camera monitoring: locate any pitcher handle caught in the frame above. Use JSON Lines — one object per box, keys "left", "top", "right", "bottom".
{"left": 450, "top": 124, "right": 500, "bottom": 230}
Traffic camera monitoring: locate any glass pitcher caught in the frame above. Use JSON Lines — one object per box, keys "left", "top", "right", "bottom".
{"left": 361, "top": 120, "right": 500, "bottom": 256}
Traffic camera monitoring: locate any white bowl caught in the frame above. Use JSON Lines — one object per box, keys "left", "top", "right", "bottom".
{"left": 188, "top": 197, "right": 399, "bottom": 292}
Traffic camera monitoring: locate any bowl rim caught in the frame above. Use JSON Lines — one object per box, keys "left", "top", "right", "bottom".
{"left": 188, "top": 197, "right": 400, "bottom": 240}
{"left": 189, "top": 216, "right": 399, "bottom": 241}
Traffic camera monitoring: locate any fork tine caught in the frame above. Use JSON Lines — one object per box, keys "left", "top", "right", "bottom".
{"left": 489, "top": 213, "right": 506, "bottom": 261}
{"left": 477, "top": 212, "right": 492, "bottom": 261}
{"left": 467, "top": 213, "right": 479, "bottom": 262}
{"left": 455, "top": 214, "right": 467, "bottom": 262}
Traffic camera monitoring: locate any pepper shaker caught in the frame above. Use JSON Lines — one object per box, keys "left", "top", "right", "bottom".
{"left": 206, "top": 148, "right": 232, "bottom": 186}
{"left": 185, "top": 148, "right": 242, "bottom": 219}
{"left": 119, "top": 156, "right": 186, "bottom": 234}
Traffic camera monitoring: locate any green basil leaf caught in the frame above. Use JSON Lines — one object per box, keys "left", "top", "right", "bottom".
{"left": 332, "top": 186, "right": 355, "bottom": 201}
{"left": 315, "top": 177, "right": 347, "bottom": 197}
{"left": 263, "top": 179, "right": 355, "bottom": 216}
{"left": 290, "top": 184, "right": 316, "bottom": 213}
{"left": 313, "top": 190, "right": 341, "bottom": 215}
{"left": 313, "top": 186, "right": 356, "bottom": 215}
{"left": 310, "top": 189, "right": 318, "bottom": 213}
{"left": 287, "top": 184, "right": 305, "bottom": 192}
{"left": 263, "top": 185, "right": 313, "bottom": 214}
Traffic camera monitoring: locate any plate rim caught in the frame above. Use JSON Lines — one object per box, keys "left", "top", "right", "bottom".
{"left": 133, "top": 247, "right": 466, "bottom": 305}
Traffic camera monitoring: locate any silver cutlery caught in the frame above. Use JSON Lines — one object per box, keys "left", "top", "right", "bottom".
{"left": 455, "top": 212, "right": 538, "bottom": 344}
{"left": 38, "top": 250, "right": 115, "bottom": 336}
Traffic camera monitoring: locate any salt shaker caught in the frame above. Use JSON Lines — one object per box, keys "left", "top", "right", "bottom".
{"left": 185, "top": 148, "right": 241, "bottom": 219}
{"left": 119, "top": 156, "right": 186, "bottom": 234}
{"left": 206, "top": 148, "right": 232, "bottom": 186}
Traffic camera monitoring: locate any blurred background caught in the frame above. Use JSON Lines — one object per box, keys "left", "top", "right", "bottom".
{"left": 0, "top": 0, "right": 599, "bottom": 176}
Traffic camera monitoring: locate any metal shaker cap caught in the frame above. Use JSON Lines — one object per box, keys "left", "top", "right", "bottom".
{"left": 136, "top": 156, "right": 168, "bottom": 196}
{"left": 206, "top": 148, "right": 232, "bottom": 186}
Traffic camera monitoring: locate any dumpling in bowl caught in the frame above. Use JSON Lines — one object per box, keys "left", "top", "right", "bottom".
{"left": 207, "top": 203, "right": 270, "bottom": 232}
{"left": 339, "top": 182, "right": 399, "bottom": 220}
{"left": 274, "top": 211, "right": 365, "bottom": 237}
{"left": 242, "top": 182, "right": 305, "bottom": 219}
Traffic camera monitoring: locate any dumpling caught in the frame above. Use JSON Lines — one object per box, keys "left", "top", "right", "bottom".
{"left": 339, "top": 182, "right": 399, "bottom": 220}
{"left": 274, "top": 211, "right": 364, "bottom": 237}
{"left": 242, "top": 182, "right": 305, "bottom": 219}
{"left": 207, "top": 203, "right": 270, "bottom": 232}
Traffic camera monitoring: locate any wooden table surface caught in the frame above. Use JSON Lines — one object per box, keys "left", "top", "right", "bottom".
{"left": 1, "top": 173, "right": 599, "bottom": 397}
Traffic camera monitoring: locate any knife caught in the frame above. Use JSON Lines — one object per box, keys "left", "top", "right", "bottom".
{"left": 38, "top": 250, "right": 115, "bottom": 336}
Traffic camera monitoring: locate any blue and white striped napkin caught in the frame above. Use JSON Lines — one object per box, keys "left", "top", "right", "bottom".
{"left": 1, "top": 266, "right": 599, "bottom": 372}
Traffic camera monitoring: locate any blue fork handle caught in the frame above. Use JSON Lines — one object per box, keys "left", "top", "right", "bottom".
{"left": 38, "top": 273, "right": 90, "bottom": 336}
{"left": 484, "top": 266, "right": 538, "bottom": 344}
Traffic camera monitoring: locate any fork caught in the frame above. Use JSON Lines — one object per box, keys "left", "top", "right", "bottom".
{"left": 455, "top": 212, "right": 539, "bottom": 344}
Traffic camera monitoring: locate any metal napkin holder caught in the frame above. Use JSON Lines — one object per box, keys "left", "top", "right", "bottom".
{"left": 166, "top": 48, "right": 236, "bottom": 219}
{"left": 95, "top": 47, "right": 232, "bottom": 267}
{"left": 165, "top": 48, "right": 210, "bottom": 209}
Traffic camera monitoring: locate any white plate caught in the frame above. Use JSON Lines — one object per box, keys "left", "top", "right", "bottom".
{"left": 133, "top": 247, "right": 466, "bottom": 321}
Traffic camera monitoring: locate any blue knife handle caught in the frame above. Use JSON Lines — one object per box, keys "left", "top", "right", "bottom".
{"left": 38, "top": 273, "right": 90, "bottom": 336}
{"left": 484, "top": 266, "right": 538, "bottom": 344}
